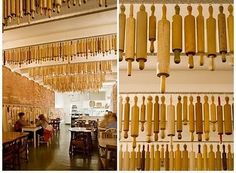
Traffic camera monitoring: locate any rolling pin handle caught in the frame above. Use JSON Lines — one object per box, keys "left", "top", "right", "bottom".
{"left": 147, "top": 136, "right": 151, "bottom": 143}
{"left": 119, "top": 51, "right": 123, "bottom": 62}
{"left": 48, "top": 10, "right": 52, "bottom": 18}
{"left": 220, "top": 134, "right": 222, "bottom": 144}
{"left": 150, "top": 41, "right": 154, "bottom": 53}
{"left": 160, "top": 76, "right": 166, "bottom": 93}
{"left": 205, "top": 133, "right": 209, "bottom": 141}
{"left": 154, "top": 133, "right": 158, "bottom": 141}
{"left": 174, "top": 49, "right": 181, "bottom": 64}
{"left": 161, "top": 130, "right": 165, "bottom": 139}
{"left": 124, "top": 131, "right": 128, "bottom": 139}
{"left": 221, "top": 52, "right": 226, "bottom": 63}
{"left": 199, "top": 53, "right": 204, "bottom": 66}
{"left": 212, "top": 123, "right": 216, "bottom": 132}
{"left": 188, "top": 54, "right": 194, "bottom": 69}
{"left": 141, "top": 123, "right": 144, "bottom": 131}
{"left": 127, "top": 60, "right": 132, "bottom": 76}
{"left": 198, "top": 134, "right": 202, "bottom": 141}
{"left": 190, "top": 132, "right": 194, "bottom": 141}
{"left": 208, "top": 56, "right": 215, "bottom": 71}
{"left": 32, "top": 12, "right": 35, "bottom": 19}
{"left": 57, "top": 6, "right": 61, "bottom": 13}
{"left": 178, "top": 132, "right": 182, "bottom": 139}
{"left": 27, "top": 15, "right": 31, "bottom": 24}
{"left": 139, "top": 60, "right": 145, "bottom": 70}
{"left": 133, "top": 137, "right": 136, "bottom": 149}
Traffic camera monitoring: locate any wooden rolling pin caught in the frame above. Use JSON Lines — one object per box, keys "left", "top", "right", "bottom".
{"left": 146, "top": 96, "right": 153, "bottom": 142}
{"left": 124, "top": 144, "right": 130, "bottom": 170}
{"left": 119, "top": 96, "right": 123, "bottom": 134}
{"left": 160, "top": 144, "right": 164, "bottom": 167}
{"left": 222, "top": 144, "right": 227, "bottom": 170}
{"left": 203, "top": 96, "right": 210, "bottom": 141}
{"left": 184, "top": 5, "right": 196, "bottom": 69}
{"left": 189, "top": 144, "right": 195, "bottom": 170}
{"left": 175, "top": 144, "right": 181, "bottom": 170}
{"left": 160, "top": 96, "right": 166, "bottom": 139}
{"left": 172, "top": 5, "right": 182, "bottom": 64}
{"left": 203, "top": 144, "right": 208, "bottom": 170}
{"left": 123, "top": 96, "right": 130, "bottom": 139}
{"left": 196, "top": 96, "right": 203, "bottom": 141}
{"left": 125, "top": 3, "right": 135, "bottom": 76}
{"left": 177, "top": 96, "right": 182, "bottom": 139}
{"left": 150, "top": 145, "right": 154, "bottom": 170}
{"left": 218, "top": 6, "right": 227, "bottom": 63}
{"left": 216, "top": 145, "right": 222, "bottom": 170}
{"left": 141, "top": 145, "right": 145, "bottom": 170}
{"left": 217, "top": 97, "right": 223, "bottom": 143}
{"left": 119, "top": 144, "right": 123, "bottom": 170}
{"left": 169, "top": 145, "right": 174, "bottom": 170}
{"left": 227, "top": 5, "right": 234, "bottom": 65}
{"left": 182, "top": 144, "right": 188, "bottom": 170}
{"left": 145, "top": 145, "right": 150, "bottom": 170}
{"left": 157, "top": 5, "right": 170, "bottom": 93}
{"left": 208, "top": 144, "right": 215, "bottom": 170}
{"left": 197, "top": 5, "right": 205, "bottom": 66}
{"left": 211, "top": 96, "right": 217, "bottom": 132}
{"left": 227, "top": 144, "right": 233, "bottom": 170}
{"left": 167, "top": 96, "right": 175, "bottom": 144}
{"left": 183, "top": 96, "right": 188, "bottom": 125}
{"left": 197, "top": 145, "right": 202, "bottom": 170}
{"left": 189, "top": 96, "right": 195, "bottom": 141}
{"left": 131, "top": 96, "right": 139, "bottom": 148}
{"left": 140, "top": 96, "right": 146, "bottom": 132}
{"left": 136, "top": 3, "right": 147, "bottom": 70}
{"left": 119, "top": 4, "right": 126, "bottom": 61}
{"left": 55, "top": 0, "right": 62, "bottom": 13}
{"left": 154, "top": 96, "right": 159, "bottom": 141}
{"left": 137, "top": 144, "right": 141, "bottom": 170}
{"left": 154, "top": 145, "right": 160, "bottom": 170}
{"left": 224, "top": 96, "right": 232, "bottom": 135}
{"left": 165, "top": 144, "right": 169, "bottom": 170}
{"left": 149, "top": 4, "right": 156, "bottom": 53}
{"left": 130, "top": 148, "right": 136, "bottom": 170}
{"left": 207, "top": 5, "right": 217, "bottom": 71}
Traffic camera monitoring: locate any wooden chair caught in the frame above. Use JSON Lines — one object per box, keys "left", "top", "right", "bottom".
{"left": 37, "top": 129, "right": 52, "bottom": 147}
{"left": 105, "top": 128, "right": 117, "bottom": 138}
{"left": 3, "top": 141, "right": 17, "bottom": 170}
{"left": 17, "top": 136, "right": 29, "bottom": 162}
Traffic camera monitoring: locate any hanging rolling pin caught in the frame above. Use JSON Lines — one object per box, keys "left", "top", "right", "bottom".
{"left": 141, "top": 145, "right": 145, "bottom": 171}
{"left": 165, "top": 144, "right": 169, "bottom": 170}
{"left": 150, "top": 145, "right": 154, "bottom": 170}
{"left": 119, "top": 96, "right": 123, "bottom": 135}
{"left": 146, "top": 96, "right": 153, "bottom": 142}
{"left": 145, "top": 145, "right": 150, "bottom": 170}
{"left": 218, "top": 5, "right": 227, "bottom": 63}
{"left": 217, "top": 97, "right": 223, "bottom": 143}
{"left": 227, "top": 5, "right": 234, "bottom": 65}
{"left": 157, "top": 4, "right": 170, "bottom": 93}
{"left": 208, "top": 144, "right": 215, "bottom": 170}
{"left": 216, "top": 145, "right": 222, "bottom": 170}
{"left": 207, "top": 5, "right": 217, "bottom": 71}
{"left": 189, "top": 144, "right": 195, "bottom": 170}
{"left": 197, "top": 144, "right": 203, "bottom": 170}
{"left": 119, "top": 145, "right": 123, "bottom": 170}
{"left": 137, "top": 144, "right": 141, "bottom": 170}
{"left": 222, "top": 144, "right": 227, "bottom": 170}
{"left": 177, "top": 96, "right": 183, "bottom": 139}
{"left": 140, "top": 96, "right": 146, "bottom": 132}
{"left": 224, "top": 96, "right": 232, "bottom": 135}
{"left": 123, "top": 96, "right": 130, "bottom": 139}
{"left": 182, "top": 144, "right": 188, "bottom": 170}
{"left": 196, "top": 5, "right": 205, "bottom": 66}
{"left": 124, "top": 144, "right": 130, "bottom": 170}
{"left": 131, "top": 96, "right": 139, "bottom": 148}
{"left": 125, "top": 3, "right": 135, "bottom": 76}
{"left": 119, "top": 4, "right": 126, "bottom": 61}
{"left": 160, "top": 144, "right": 165, "bottom": 167}
{"left": 189, "top": 96, "right": 195, "bottom": 141}
{"left": 227, "top": 144, "right": 233, "bottom": 170}
{"left": 154, "top": 145, "right": 160, "bottom": 170}
{"left": 183, "top": 96, "right": 188, "bottom": 125}
{"left": 130, "top": 148, "right": 136, "bottom": 170}
{"left": 160, "top": 96, "right": 166, "bottom": 139}
{"left": 167, "top": 96, "right": 175, "bottom": 144}
{"left": 184, "top": 5, "right": 196, "bottom": 69}
{"left": 153, "top": 96, "right": 160, "bottom": 141}
{"left": 203, "top": 144, "right": 208, "bottom": 170}
{"left": 136, "top": 3, "right": 147, "bottom": 70}
{"left": 175, "top": 144, "right": 181, "bottom": 170}
{"left": 203, "top": 96, "right": 210, "bottom": 141}
{"left": 149, "top": 4, "right": 156, "bottom": 53}
{"left": 211, "top": 96, "right": 217, "bottom": 132}
{"left": 196, "top": 96, "right": 203, "bottom": 141}
{"left": 172, "top": 5, "right": 182, "bottom": 64}
{"left": 169, "top": 145, "right": 174, "bottom": 170}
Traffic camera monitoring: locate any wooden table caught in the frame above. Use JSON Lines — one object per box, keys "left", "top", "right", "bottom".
{"left": 68, "top": 127, "right": 92, "bottom": 133}
{"left": 3, "top": 132, "right": 29, "bottom": 145}
{"left": 98, "top": 138, "right": 117, "bottom": 148}
{"left": 22, "top": 125, "right": 42, "bottom": 148}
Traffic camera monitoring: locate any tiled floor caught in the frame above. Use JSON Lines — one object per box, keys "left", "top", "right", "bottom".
{"left": 20, "top": 124, "right": 100, "bottom": 170}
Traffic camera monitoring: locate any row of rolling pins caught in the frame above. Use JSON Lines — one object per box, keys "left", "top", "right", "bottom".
{"left": 43, "top": 73, "right": 105, "bottom": 92}
{"left": 4, "top": 34, "right": 117, "bottom": 66}
{"left": 119, "top": 3, "right": 233, "bottom": 92}
{"left": 28, "top": 60, "right": 113, "bottom": 79}
{"left": 3, "top": 0, "right": 109, "bottom": 25}
{"left": 119, "top": 95, "right": 233, "bottom": 148}
{"left": 119, "top": 143, "right": 233, "bottom": 170}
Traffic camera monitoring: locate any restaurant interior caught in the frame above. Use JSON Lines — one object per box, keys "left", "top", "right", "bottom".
{"left": 2, "top": 0, "right": 117, "bottom": 170}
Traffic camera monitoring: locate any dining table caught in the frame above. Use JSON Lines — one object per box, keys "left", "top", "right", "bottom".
{"left": 3, "top": 132, "right": 29, "bottom": 145}
{"left": 22, "top": 125, "right": 42, "bottom": 148}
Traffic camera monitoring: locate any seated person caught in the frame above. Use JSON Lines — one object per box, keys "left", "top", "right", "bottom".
{"left": 14, "top": 112, "right": 29, "bottom": 132}
{"left": 36, "top": 114, "right": 53, "bottom": 141}
{"left": 106, "top": 113, "right": 117, "bottom": 129}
